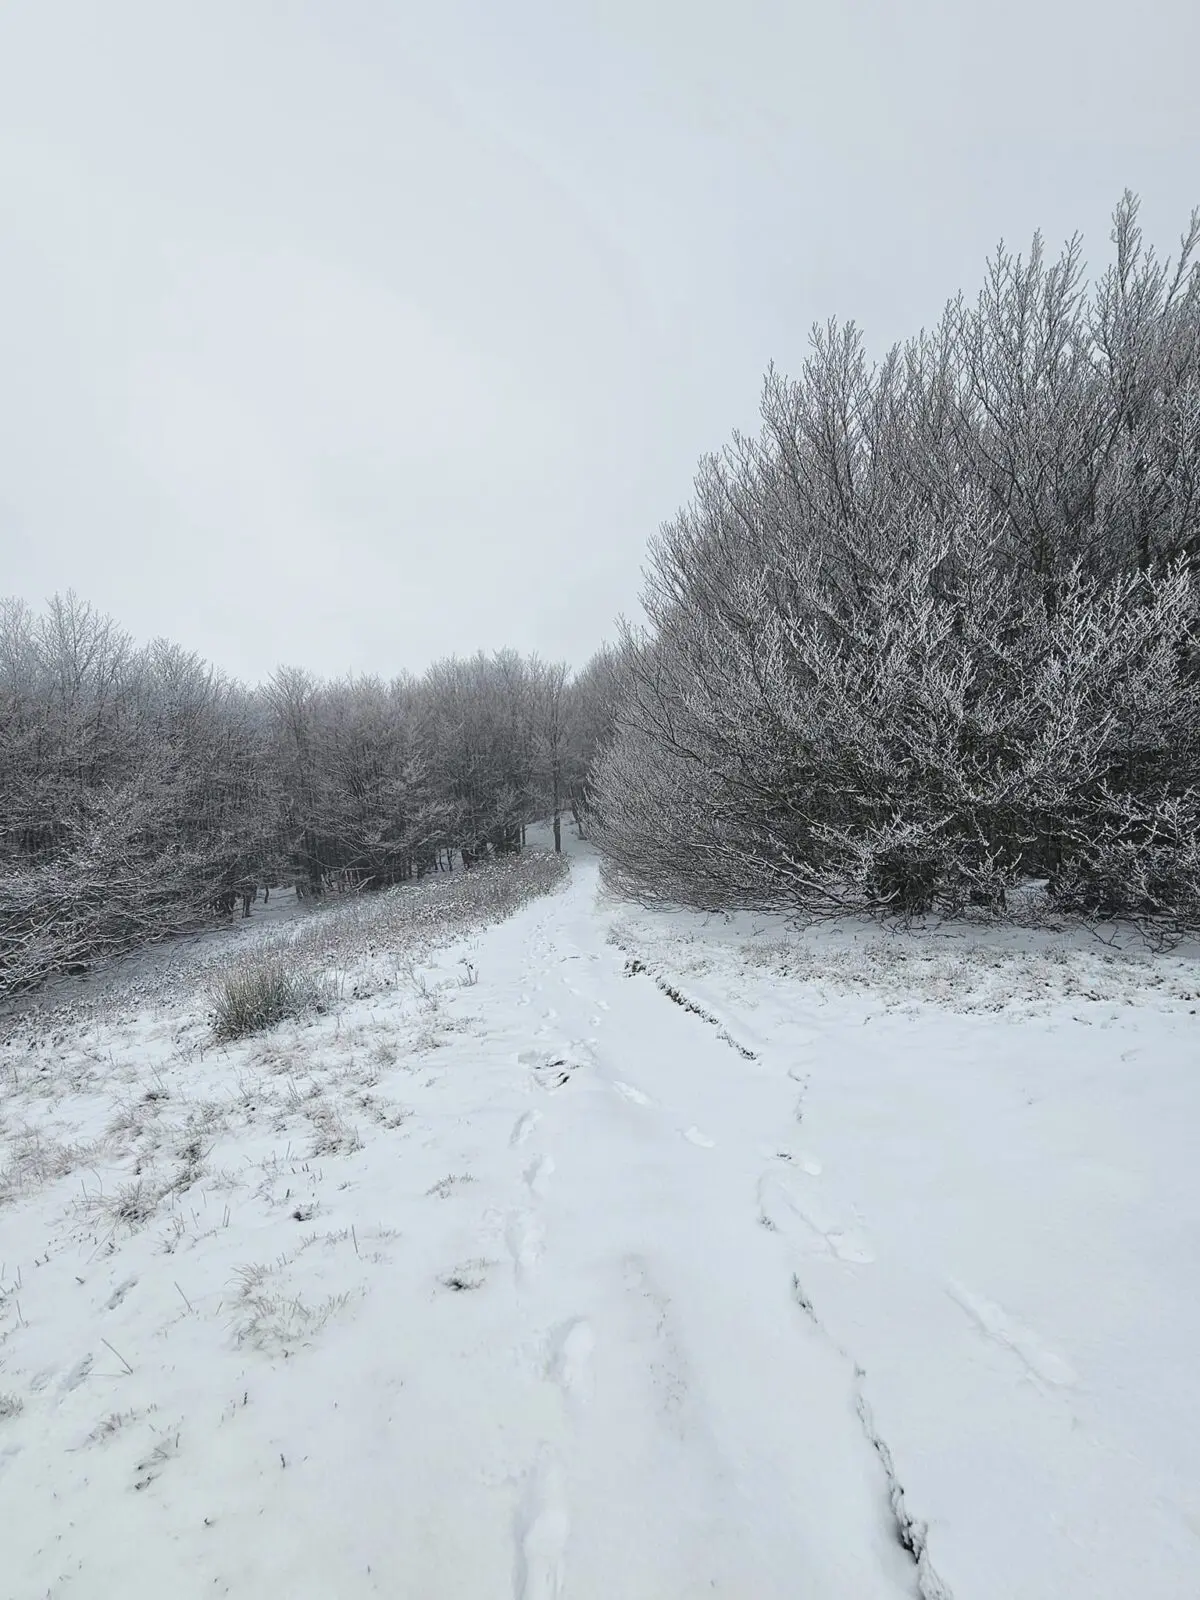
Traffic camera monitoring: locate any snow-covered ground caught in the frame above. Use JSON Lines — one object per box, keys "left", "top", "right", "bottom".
{"left": 2, "top": 844, "right": 1198, "bottom": 1598}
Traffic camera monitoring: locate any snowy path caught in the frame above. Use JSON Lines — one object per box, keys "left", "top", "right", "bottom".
{"left": 2, "top": 857, "right": 1198, "bottom": 1597}
{"left": 405, "top": 874, "right": 929, "bottom": 1600}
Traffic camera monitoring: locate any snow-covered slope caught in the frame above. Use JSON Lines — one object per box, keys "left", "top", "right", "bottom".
{"left": 1, "top": 856, "right": 1197, "bottom": 1597}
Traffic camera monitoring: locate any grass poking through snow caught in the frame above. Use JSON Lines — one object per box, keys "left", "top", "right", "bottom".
{"left": 209, "top": 955, "right": 335, "bottom": 1043}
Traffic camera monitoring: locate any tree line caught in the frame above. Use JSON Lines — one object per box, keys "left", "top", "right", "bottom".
{"left": 591, "top": 194, "right": 1200, "bottom": 932}
{"left": 0, "top": 595, "right": 611, "bottom": 995}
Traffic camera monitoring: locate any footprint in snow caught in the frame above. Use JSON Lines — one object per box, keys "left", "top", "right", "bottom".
{"left": 681, "top": 1126, "right": 715, "bottom": 1148}
{"left": 510, "top": 1110, "right": 542, "bottom": 1147}
{"left": 519, "top": 1048, "right": 581, "bottom": 1091}
{"left": 612, "top": 1081, "right": 652, "bottom": 1107}
{"left": 524, "top": 1154, "right": 555, "bottom": 1197}
{"left": 106, "top": 1276, "right": 138, "bottom": 1310}
{"left": 506, "top": 1211, "right": 545, "bottom": 1285}
{"left": 60, "top": 1354, "right": 94, "bottom": 1392}
{"left": 768, "top": 1150, "right": 820, "bottom": 1173}
{"left": 621, "top": 1256, "right": 691, "bottom": 1432}
{"left": 947, "top": 1281, "right": 1078, "bottom": 1387}
{"left": 757, "top": 1171, "right": 875, "bottom": 1264}
{"left": 547, "top": 1317, "right": 595, "bottom": 1404}
{"left": 514, "top": 1457, "right": 570, "bottom": 1600}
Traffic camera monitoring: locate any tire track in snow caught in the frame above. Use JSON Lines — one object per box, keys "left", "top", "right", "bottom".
{"left": 756, "top": 1154, "right": 953, "bottom": 1598}
{"left": 619, "top": 955, "right": 758, "bottom": 1059}
{"left": 856, "top": 1383, "right": 956, "bottom": 1600}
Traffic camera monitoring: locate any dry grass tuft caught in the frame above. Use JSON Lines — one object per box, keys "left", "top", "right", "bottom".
{"left": 210, "top": 956, "right": 334, "bottom": 1042}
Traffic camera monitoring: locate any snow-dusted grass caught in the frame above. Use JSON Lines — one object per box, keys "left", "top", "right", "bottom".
{"left": 1, "top": 844, "right": 1196, "bottom": 1598}
{"left": 0, "top": 853, "right": 567, "bottom": 1348}
{"left": 0, "top": 848, "right": 568, "bottom": 1045}
{"left": 224, "top": 849, "right": 569, "bottom": 986}
{"left": 209, "top": 955, "right": 336, "bottom": 1042}
{"left": 609, "top": 896, "right": 1200, "bottom": 1019}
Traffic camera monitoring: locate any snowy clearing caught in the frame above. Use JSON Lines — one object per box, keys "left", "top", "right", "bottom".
{"left": 1, "top": 843, "right": 1198, "bottom": 1598}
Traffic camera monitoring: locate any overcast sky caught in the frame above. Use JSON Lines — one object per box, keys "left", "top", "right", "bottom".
{"left": 1, "top": 1, "right": 1197, "bottom": 685}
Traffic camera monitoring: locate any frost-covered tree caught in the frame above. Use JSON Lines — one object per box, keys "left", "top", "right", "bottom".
{"left": 563, "top": 643, "right": 624, "bottom": 838}
{"left": 0, "top": 596, "right": 271, "bottom": 992}
{"left": 593, "top": 194, "right": 1200, "bottom": 931}
{"left": 0, "top": 595, "right": 585, "bottom": 995}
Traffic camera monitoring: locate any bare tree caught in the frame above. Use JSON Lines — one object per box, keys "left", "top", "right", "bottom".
{"left": 530, "top": 658, "right": 569, "bottom": 851}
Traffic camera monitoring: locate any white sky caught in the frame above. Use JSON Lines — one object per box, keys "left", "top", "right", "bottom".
{"left": 2, "top": 0, "right": 1197, "bottom": 684}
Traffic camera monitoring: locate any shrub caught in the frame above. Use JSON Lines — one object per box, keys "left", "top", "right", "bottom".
{"left": 593, "top": 195, "right": 1200, "bottom": 935}
{"left": 210, "top": 956, "right": 332, "bottom": 1042}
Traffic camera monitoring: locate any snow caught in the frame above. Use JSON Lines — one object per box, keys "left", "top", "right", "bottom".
{"left": 2, "top": 845, "right": 1198, "bottom": 1597}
